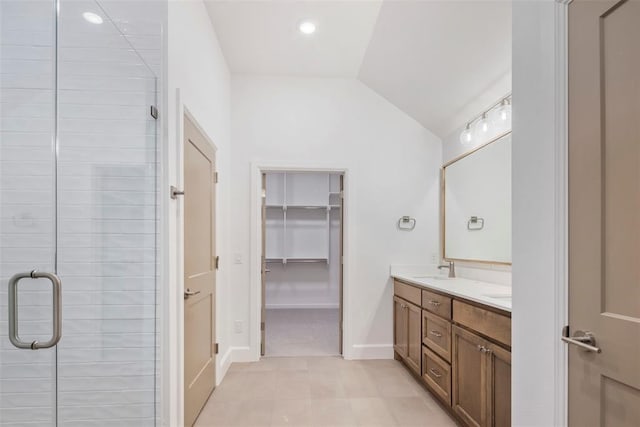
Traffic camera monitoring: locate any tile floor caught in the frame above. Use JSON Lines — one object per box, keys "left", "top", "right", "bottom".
{"left": 194, "top": 357, "right": 457, "bottom": 427}
{"left": 265, "top": 309, "right": 340, "bottom": 357}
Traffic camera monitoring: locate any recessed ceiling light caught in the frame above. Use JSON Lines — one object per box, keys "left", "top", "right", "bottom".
{"left": 299, "top": 21, "right": 316, "bottom": 35}
{"left": 83, "top": 12, "right": 103, "bottom": 24}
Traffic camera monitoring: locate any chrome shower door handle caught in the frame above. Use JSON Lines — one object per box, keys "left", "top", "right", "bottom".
{"left": 8, "top": 270, "right": 62, "bottom": 350}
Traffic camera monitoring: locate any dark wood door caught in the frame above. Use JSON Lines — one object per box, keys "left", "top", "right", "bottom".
{"left": 393, "top": 296, "right": 408, "bottom": 358}
{"left": 452, "top": 325, "right": 487, "bottom": 427}
{"left": 486, "top": 342, "right": 511, "bottom": 427}
{"left": 406, "top": 301, "right": 422, "bottom": 375}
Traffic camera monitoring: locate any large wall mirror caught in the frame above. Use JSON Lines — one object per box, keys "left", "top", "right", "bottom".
{"left": 442, "top": 132, "right": 511, "bottom": 264}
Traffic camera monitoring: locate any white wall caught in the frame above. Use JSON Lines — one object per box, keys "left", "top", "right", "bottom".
{"left": 230, "top": 76, "right": 442, "bottom": 360}
{"left": 165, "top": 0, "right": 231, "bottom": 425}
{"left": 512, "top": 1, "right": 567, "bottom": 425}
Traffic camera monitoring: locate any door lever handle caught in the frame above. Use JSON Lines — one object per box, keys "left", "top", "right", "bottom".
{"left": 171, "top": 186, "right": 185, "bottom": 200}
{"left": 184, "top": 288, "right": 201, "bottom": 299}
{"left": 561, "top": 327, "right": 601, "bottom": 353}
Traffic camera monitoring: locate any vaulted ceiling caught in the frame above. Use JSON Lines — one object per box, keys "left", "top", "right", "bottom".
{"left": 205, "top": 0, "right": 512, "bottom": 138}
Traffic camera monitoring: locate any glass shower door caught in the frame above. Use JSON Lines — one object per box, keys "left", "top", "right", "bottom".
{"left": 55, "top": 1, "right": 158, "bottom": 425}
{"left": 1, "top": 0, "right": 159, "bottom": 425}
{"left": 0, "top": 1, "right": 59, "bottom": 425}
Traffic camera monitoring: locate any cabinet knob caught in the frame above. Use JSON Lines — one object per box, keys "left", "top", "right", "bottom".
{"left": 477, "top": 344, "right": 492, "bottom": 354}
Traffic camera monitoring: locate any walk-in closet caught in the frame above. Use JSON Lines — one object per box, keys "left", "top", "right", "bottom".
{"left": 261, "top": 171, "right": 344, "bottom": 357}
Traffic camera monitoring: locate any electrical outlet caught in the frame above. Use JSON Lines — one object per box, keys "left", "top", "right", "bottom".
{"left": 234, "top": 320, "right": 243, "bottom": 334}
{"left": 431, "top": 253, "right": 438, "bottom": 264}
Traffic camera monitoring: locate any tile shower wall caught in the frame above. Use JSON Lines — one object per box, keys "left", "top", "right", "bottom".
{"left": 1, "top": 0, "right": 160, "bottom": 425}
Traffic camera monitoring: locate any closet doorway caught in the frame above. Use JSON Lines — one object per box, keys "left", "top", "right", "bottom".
{"left": 261, "top": 171, "right": 344, "bottom": 357}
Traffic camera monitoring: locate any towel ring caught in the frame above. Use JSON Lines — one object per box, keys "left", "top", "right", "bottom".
{"left": 398, "top": 216, "right": 416, "bottom": 231}
{"left": 467, "top": 216, "right": 485, "bottom": 231}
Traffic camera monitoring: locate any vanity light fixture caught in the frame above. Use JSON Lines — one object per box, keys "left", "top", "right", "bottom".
{"left": 83, "top": 12, "right": 103, "bottom": 24}
{"left": 459, "top": 94, "right": 512, "bottom": 146}
{"left": 299, "top": 20, "right": 316, "bottom": 35}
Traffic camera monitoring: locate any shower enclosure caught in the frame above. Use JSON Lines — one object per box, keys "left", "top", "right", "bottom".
{"left": 1, "top": 0, "right": 160, "bottom": 425}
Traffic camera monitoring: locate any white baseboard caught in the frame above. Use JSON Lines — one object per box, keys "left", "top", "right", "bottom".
{"left": 265, "top": 303, "right": 340, "bottom": 309}
{"left": 230, "top": 346, "right": 256, "bottom": 363}
{"left": 217, "top": 346, "right": 233, "bottom": 386}
{"left": 215, "top": 346, "right": 256, "bottom": 386}
{"left": 348, "top": 344, "right": 394, "bottom": 360}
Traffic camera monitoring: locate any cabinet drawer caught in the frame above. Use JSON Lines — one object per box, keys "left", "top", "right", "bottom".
{"left": 453, "top": 300, "right": 511, "bottom": 347}
{"left": 422, "top": 289, "right": 452, "bottom": 319}
{"left": 422, "top": 310, "right": 452, "bottom": 362}
{"left": 422, "top": 346, "right": 451, "bottom": 406}
{"left": 394, "top": 280, "right": 421, "bottom": 306}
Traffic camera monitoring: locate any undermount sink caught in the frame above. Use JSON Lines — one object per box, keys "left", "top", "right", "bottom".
{"left": 412, "top": 275, "right": 451, "bottom": 281}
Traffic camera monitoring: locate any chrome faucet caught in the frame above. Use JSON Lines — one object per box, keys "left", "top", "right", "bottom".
{"left": 438, "top": 261, "right": 456, "bottom": 278}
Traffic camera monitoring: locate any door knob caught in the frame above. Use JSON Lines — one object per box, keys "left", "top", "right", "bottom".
{"left": 184, "top": 288, "right": 201, "bottom": 299}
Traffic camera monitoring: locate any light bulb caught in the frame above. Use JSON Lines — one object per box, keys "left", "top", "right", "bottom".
{"left": 495, "top": 99, "right": 511, "bottom": 123}
{"left": 474, "top": 113, "right": 490, "bottom": 140}
{"left": 459, "top": 123, "right": 473, "bottom": 145}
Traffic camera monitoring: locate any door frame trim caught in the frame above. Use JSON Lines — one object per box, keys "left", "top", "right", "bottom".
{"left": 250, "top": 163, "right": 349, "bottom": 360}
{"left": 553, "top": 1, "right": 569, "bottom": 425}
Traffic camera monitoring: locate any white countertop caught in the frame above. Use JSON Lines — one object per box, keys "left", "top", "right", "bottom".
{"left": 391, "top": 272, "right": 512, "bottom": 313}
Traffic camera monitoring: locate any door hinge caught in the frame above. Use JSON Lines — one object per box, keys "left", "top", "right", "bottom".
{"left": 261, "top": 321, "right": 265, "bottom": 331}
{"left": 214, "top": 172, "right": 219, "bottom": 184}
{"left": 215, "top": 256, "right": 220, "bottom": 270}
{"left": 214, "top": 343, "right": 219, "bottom": 354}
{"left": 150, "top": 105, "right": 158, "bottom": 120}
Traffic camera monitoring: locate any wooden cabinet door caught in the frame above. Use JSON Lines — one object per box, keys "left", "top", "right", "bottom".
{"left": 405, "top": 302, "right": 422, "bottom": 375}
{"left": 485, "top": 342, "right": 511, "bottom": 427}
{"left": 393, "top": 296, "right": 408, "bottom": 358}
{"left": 452, "top": 325, "right": 487, "bottom": 427}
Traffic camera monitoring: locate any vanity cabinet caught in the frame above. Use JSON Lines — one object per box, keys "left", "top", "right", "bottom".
{"left": 393, "top": 295, "right": 422, "bottom": 375}
{"left": 393, "top": 282, "right": 423, "bottom": 375}
{"left": 393, "top": 296, "right": 409, "bottom": 358}
{"left": 452, "top": 325, "right": 489, "bottom": 427}
{"left": 451, "top": 325, "right": 512, "bottom": 427}
{"left": 393, "top": 279, "right": 511, "bottom": 427}
{"left": 486, "top": 341, "right": 511, "bottom": 427}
